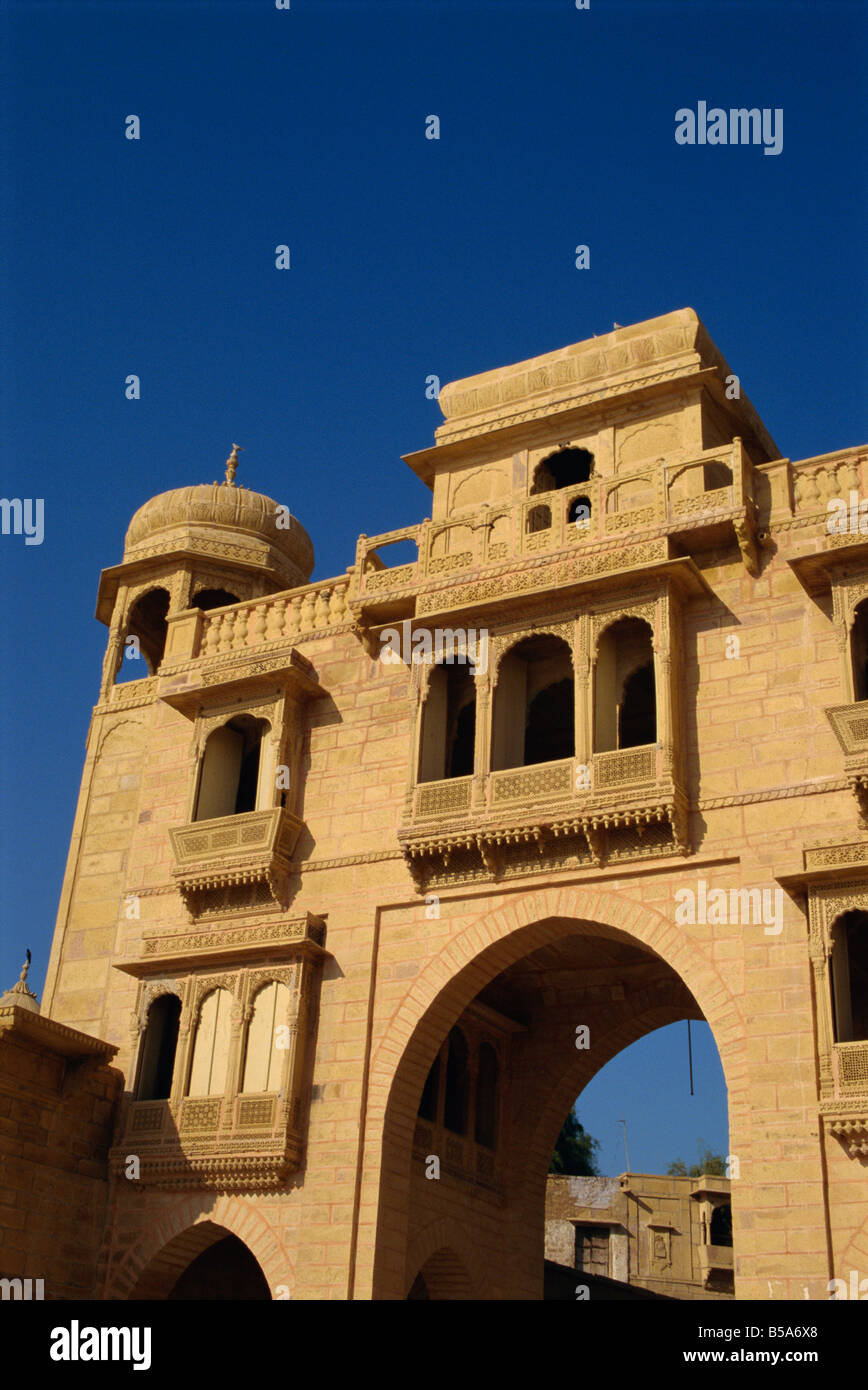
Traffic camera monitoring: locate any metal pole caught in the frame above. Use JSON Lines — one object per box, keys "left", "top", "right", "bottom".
{"left": 619, "top": 1117, "right": 630, "bottom": 1172}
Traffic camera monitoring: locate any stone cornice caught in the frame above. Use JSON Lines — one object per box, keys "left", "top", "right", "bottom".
{"left": 0, "top": 1006, "right": 117, "bottom": 1060}
{"left": 114, "top": 912, "right": 328, "bottom": 975}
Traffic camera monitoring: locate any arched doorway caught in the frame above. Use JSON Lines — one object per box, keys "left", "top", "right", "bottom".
{"left": 368, "top": 892, "right": 742, "bottom": 1300}
{"left": 406, "top": 1247, "right": 474, "bottom": 1300}
{"left": 168, "top": 1235, "right": 271, "bottom": 1300}
{"left": 128, "top": 1221, "right": 271, "bottom": 1300}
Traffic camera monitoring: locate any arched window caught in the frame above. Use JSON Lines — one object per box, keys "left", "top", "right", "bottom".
{"left": 418, "top": 665, "right": 476, "bottom": 783}
{"left": 830, "top": 910, "right": 868, "bottom": 1042}
{"left": 530, "top": 447, "right": 594, "bottom": 495}
{"left": 851, "top": 600, "right": 868, "bottom": 702}
{"left": 443, "top": 1028, "right": 469, "bottom": 1135}
{"left": 193, "top": 588, "right": 240, "bottom": 612}
{"left": 474, "top": 1042, "right": 499, "bottom": 1148}
{"left": 594, "top": 617, "right": 656, "bottom": 753}
{"left": 241, "top": 981, "right": 290, "bottom": 1093}
{"left": 618, "top": 663, "right": 656, "bottom": 749}
{"left": 492, "top": 634, "right": 574, "bottom": 770}
{"left": 194, "top": 715, "right": 270, "bottom": 820}
{"left": 567, "top": 495, "right": 592, "bottom": 529}
{"left": 525, "top": 678, "right": 574, "bottom": 766}
{"left": 709, "top": 1203, "right": 732, "bottom": 1247}
{"left": 418, "top": 1054, "right": 440, "bottom": 1122}
{"left": 526, "top": 503, "right": 551, "bottom": 534}
{"left": 136, "top": 994, "right": 181, "bottom": 1101}
{"left": 187, "top": 988, "right": 233, "bottom": 1097}
{"left": 116, "top": 587, "right": 170, "bottom": 683}
{"left": 703, "top": 460, "right": 733, "bottom": 491}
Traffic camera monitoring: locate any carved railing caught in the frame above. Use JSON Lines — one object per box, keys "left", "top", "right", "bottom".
{"left": 825, "top": 704, "right": 868, "bottom": 815}
{"left": 834, "top": 1041, "right": 868, "bottom": 1094}
{"left": 697, "top": 1244, "right": 734, "bottom": 1274}
{"left": 489, "top": 758, "right": 574, "bottom": 808}
{"left": 127, "top": 1100, "right": 168, "bottom": 1137}
{"left": 399, "top": 743, "right": 685, "bottom": 882}
{"left": 411, "top": 749, "right": 660, "bottom": 826}
{"left": 119, "top": 1090, "right": 286, "bottom": 1186}
{"left": 414, "top": 777, "right": 473, "bottom": 820}
{"left": 198, "top": 577, "right": 351, "bottom": 655}
{"left": 169, "top": 807, "right": 303, "bottom": 915}
{"left": 412, "top": 1121, "right": 501, "bottom": 1193}
{"left": 353, "top": 440, "right": 749, "bottom": 603}
{"left": 593, "top": 744, "right": 658, "bottom": 790}
{"left": 792, "top": 446, "right": 863, "bottom": 515}
{"left": 162, "top": 576, "right": 352, "bottom": 667}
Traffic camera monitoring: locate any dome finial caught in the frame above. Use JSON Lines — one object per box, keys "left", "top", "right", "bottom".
{"left": 224, "top": 443, "right": 243, "bottom": 487}
{"left": 1, "top": 947, "right": 39, "bottom": 1013}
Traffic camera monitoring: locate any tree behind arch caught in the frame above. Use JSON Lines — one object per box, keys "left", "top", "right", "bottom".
{"left": 549, "top": 1110, "right": 600, "bottom": 1175}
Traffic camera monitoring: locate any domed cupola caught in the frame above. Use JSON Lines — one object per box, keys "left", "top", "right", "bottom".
{"left": 95, "top": 446, "right": 315, "bottom": 694}
{"left": 123, "top": 445, "right": 314, "bottom": 589}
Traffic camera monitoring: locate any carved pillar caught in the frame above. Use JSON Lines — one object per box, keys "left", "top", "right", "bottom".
{"left": 573, "top": 614, "right": 591, "bottom": 776}
{"left": 472, "top": 674, "right": 491, "bottom": 812}
{"left": 466, "top": 1044, "right": 480, "bottom": 1149}
{"left": 171, "top": 1011, "right": 193, "bottom": 1107}
{"left": 226, "top": 1001, "right": 251, "bottom": 1111}
{"left": 404, "top": 659, "right": 428, "bottom": 820}
{"left": 283, "top": 960, "right": 313, "bottom": 1136}
{"left": 837, "top": 618, "right": 855, "bottom": 704}
{"left": 100, "top": 583, "right": 129, "bottom": 696}
{"left": 811, "top": 949, "right": 835, "bottom": 1097}
{"left": 655, "top": 591, "right": 674, "bottom": 782}
{"left": 172, "top": 568, "right": 195, "bottom": 615}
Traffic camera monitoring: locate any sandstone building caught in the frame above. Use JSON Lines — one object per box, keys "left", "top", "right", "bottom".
{"left": 2, "top": 309, "right": 867, "bottom": 1299}
{"left": 545, "top": 1172, "right": 734, "bottom": 1300}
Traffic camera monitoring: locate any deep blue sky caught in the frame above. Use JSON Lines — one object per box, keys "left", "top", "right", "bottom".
{"left": 2, "top": 0, "right": 865, "bottom": 1172}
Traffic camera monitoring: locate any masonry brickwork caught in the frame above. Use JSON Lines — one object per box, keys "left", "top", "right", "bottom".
{"left": 5, "top": 310, "right": 867, "bottom": 1300}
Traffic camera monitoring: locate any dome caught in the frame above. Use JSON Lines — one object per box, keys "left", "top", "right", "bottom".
{"left": 1, "top": 954, "right": 39, "bottom": 1014}
{"left": 123, "top": 450, "right": 314, "bottom": 588}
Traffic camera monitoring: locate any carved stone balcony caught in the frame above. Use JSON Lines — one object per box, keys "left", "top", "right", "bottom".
{"left": 697, "top": 1244, "right": 734, "bottom": 1275}
{"left": 412, "top": 1121, "right": 503, "bottom": 1200}
{"left": 169, "top": 807, "right": 303, "bottom": 917}
{"left": 825, "top": 703, "right": 868, "bottom": 813}
{"left": 349, "top": 439, "right": 755, "bottom": 629}
{"left": 114, "top": 1088, "right": 300, "bottom": 1190}
{"left": 155, "top": 577, "right": 346, "bottom": 710}
{"left": 833, "top": 1041, "right": 868, "bottom": 1095}
{"left": 112, "top": 914, "right": 327, "bottom": 1190}
{"left": 400, "top": 746, "right": 687, "bottom": 888}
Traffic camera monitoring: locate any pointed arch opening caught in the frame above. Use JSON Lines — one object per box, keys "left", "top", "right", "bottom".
{"left": 194, "top": 715, "right": 271, "bottom": 820}
{"left": 851, "top": 600, "right": 868, "bottom": 702}
{"left": 594, "top": 617, "right": 656, "bottom": 753}
{"left": 128, "top": 1221, "right": 271, "bottom": 1301}
{"left": 492, "top": 634, "right": 574, "bottom": 770}
{"left": 418, "top": 664, "right": 477, "bottom": 783}
{"left": 830, "top": 910, "right": 868, "bottom": 1042}
{"left": 193, "top": 587, "right": 240, "bottom": 612}
{"left": 136, "top": 993, "right": 181, "bottom": 1101}
{"left": 242, "top": 980, "right": 290, "bottom": 1093}
{"left": 116, "top": 587, "right": 170, "bottom": 683}
{"left": 186, "top": 988, "right": 233, "bottom": 1097}
{"left": 531, "top": 448, "right": 594, "bottom": 495}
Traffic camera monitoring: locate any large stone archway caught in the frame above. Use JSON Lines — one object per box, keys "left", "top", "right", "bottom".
{"left": 101, "top": 1195, "right": 291, "bottom": 1300}
{"left": 360, "top": 884, "right": 747, "bottom": 1300}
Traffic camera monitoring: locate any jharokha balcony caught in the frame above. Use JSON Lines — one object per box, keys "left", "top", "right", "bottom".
{"left": 399, "top": 743, "right": 687, "bottom": 890}
{"left": 169, "top": 807, "right": 304, "bottom": 917}
{"left": 145, "top": 437, "right": 754, "bottom": 690}
{"left": 350, "top": 437, "right": 759, "bottom": 630}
